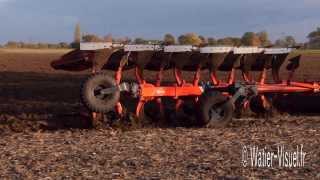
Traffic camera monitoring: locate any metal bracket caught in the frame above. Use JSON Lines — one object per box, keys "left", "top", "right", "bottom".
{"left": 100, "top": 82, "right": 139, "bottom": 96}
{"left": 229, "top": 83, "right": 258, "bottom": 104}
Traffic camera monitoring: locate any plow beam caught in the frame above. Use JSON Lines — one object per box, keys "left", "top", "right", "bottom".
{"left": 257, "top": 82, "right": 320, "bottom": 93}
{"left": 140, "top": 84, "right": 203, "bottom": 98}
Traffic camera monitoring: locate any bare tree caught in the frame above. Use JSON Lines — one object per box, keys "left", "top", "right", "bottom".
{"left": 104, "top": 34, "right": 113, "bottom": 42}
{"left": 275, "top": 36, "right": 296, "bottom": 47}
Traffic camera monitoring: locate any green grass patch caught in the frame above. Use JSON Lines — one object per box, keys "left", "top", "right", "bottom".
{"left": 292, "top": 49, "right": 320, "bottom": 56}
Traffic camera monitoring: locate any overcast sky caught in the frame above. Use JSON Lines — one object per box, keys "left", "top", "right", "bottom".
{"left": 0, "top": 0, "right": 319, "bottom": 44}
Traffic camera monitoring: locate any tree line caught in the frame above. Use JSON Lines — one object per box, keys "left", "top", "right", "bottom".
{"left": 76, "top": 30, "right": 319, "bottom": 49}
{"left": 74, "top": 31, "right": 293, "bottom": 47}
{"left": 1, "top": 41, "right": 71, "bottom": 49}
{"left": 73, "top": 24, "right": 320, "bottom": 49}
{"left": 1, "top": 23, "right": 320, "bottom": 49}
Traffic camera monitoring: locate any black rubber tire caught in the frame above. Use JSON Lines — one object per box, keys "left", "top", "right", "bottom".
{"left": 197, "top": 91, "right": 234, "bottom": 128}
{"left": 81, "top": 73, "right": 120, "bottom": 113}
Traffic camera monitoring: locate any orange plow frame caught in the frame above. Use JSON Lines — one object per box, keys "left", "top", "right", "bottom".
{"left": 51, "top": 44, "right": 320, "bottom": 127}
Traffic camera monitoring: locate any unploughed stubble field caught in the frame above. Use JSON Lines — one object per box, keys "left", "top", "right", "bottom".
{"left": 0, "top": 48, "right": 319, "bottom": 179}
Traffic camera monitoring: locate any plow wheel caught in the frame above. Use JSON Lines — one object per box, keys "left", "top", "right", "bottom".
{"left": 81, "top": 73, "right": 120, "bottom": 113}
{"left": 197, "top": 91, "right": 234, "bottom": 128}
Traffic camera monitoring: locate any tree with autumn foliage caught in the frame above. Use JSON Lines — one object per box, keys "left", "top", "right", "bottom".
{"left": 257, "top": 31, "right": 271, "bottom": 47}
{"left": 178, "top": 33, "right": 202, "bottom": 46}
{"left": 241, "top": 32, "right": 261, "bottom": 46}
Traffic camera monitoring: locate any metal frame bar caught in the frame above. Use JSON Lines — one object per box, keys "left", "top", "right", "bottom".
{"left": 136, "top": 81, "right": 319, "bottom": 98}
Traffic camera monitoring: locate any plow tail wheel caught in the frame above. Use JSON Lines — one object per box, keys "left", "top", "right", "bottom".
{"left": 81, "top": 73, "right": 120, "bottom": 113}
{"left": 197, "top": 91, "right": 234, "bottom": 128}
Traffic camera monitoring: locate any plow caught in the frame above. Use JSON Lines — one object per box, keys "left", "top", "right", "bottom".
{"left": 51, "top": 43, "right": 319, "bottom": 127}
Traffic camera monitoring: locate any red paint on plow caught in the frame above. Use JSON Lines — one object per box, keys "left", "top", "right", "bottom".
{"left": 51, "top": 44, "right": 320, "bottom": 127}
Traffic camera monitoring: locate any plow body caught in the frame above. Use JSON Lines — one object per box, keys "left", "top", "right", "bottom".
{"left": 51, "top": 43, "right": 319, "bottom": 127}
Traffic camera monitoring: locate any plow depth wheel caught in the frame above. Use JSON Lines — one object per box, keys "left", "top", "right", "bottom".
{"left": 81, "top": 73, "right": 120, "bottom": 113}
{"left": 197, "top": 91, "right": 234, "bottom": 128}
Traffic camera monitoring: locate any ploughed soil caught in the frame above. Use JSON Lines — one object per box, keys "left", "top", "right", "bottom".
{"left": 0, "top": 49, "right": 319, "bottom": 179}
